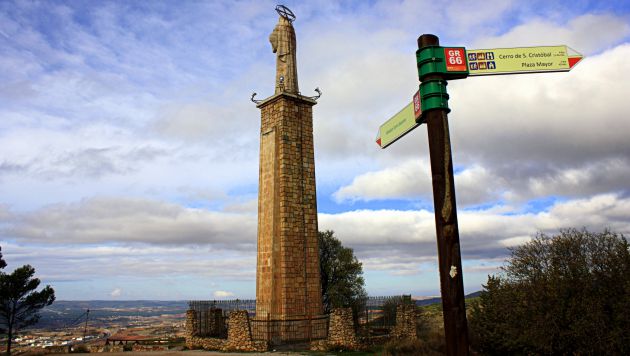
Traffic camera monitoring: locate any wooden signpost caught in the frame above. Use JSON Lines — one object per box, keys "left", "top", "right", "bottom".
{"left": 376, "top": 35, "right": 583, "bottom": 355}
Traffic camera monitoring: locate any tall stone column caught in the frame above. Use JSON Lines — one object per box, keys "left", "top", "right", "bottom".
{"left": 255, "top": 8, "right": 324, "bottom": 327}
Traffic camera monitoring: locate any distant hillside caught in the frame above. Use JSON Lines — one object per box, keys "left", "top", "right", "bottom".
{"left": 415, "top": 291, "right": 482, "bottom": 307}
{"left": 37, "top": 300, "right": 188, "bottom": 330}
{"left": 35, "top": 294, "right": 483, "bottom": 330}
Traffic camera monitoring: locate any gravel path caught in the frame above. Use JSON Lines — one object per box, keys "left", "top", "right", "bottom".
{"left": 81, "top": 351, "right": 327, "bottom": 356}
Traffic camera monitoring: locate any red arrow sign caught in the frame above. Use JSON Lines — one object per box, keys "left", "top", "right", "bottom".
{"left": 568, "top": 55, "right": 582, "bottom": 68}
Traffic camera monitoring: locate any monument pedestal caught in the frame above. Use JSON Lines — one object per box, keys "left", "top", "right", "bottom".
{"left": 255, "top": 93, "right": 323, "bottom": 322}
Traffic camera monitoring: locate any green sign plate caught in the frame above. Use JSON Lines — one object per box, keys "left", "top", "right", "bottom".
{"left": 376, "top": 101, "right": 418, "bottom": 149}
{"left": 376, "top": 91, "right": 423, "bottom": 149}
{"left": 466, "top": 45, "right": 583, "bottom": 76}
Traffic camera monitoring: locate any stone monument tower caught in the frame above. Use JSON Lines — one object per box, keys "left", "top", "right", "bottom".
{"left": 253, "top": 6, "right": 324, "bottom": 340}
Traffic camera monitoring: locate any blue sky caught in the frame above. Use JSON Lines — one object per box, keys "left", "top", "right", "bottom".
{"left": 1, "top": 0, "right": 630, "bottom": 300}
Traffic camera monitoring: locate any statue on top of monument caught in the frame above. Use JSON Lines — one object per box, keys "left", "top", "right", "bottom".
{"left": 270, "top": 5, "right": 299, "bottom": 94}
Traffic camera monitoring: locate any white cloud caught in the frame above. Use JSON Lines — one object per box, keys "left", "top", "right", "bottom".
{"left": 499, "top": 236, "right": 532, "bottom": 247}
{"left": 0, "top": 204, "right": 11, "bottom": 221}
{"left": 1, "top": 241, "right": 256, "bottom": 283}
{"left": 154, "top": 103, "right": 242, "bottom": 141}
{"left": 445, "top": 0, "right": 515, "bottom": 36}
{"left": 474, "top": 14, "right": 630, "bottom": 54}
{"left": 450, "top": 44, "right": 630, "bottom": 170}
{"left": 110, "top": 288, "right": 122, "bottom": 297}
{"left": 1, "top": 1, "right": 629, "bottom": 298}
{"left": 1, "top": 190, "right": 628, "bottom": 286}
{"left": 213, "top": 290, "right": 235, "bottom": 298}
{"left": 527, "top": 158, "right": 630, "bottom": 197}
{"left": 3, "top": 197, "right": 256, "bottom": 246}
{"left": 333, "top": 160, "right": 507, "bottom": 206}
{"left": 320, "top": 193, "right": 630, "bottom": 263}
{"left": 332, "top": 160, "right": 431, "bottom": 203}
{"left": 334, "top": 43, "right": 630, "bottom": 205}
{"left": 223, "top": 199, "right": 258, "bottom": 214}
{"left": 319, "top": 209, "right": 436, "bottom": 246}
{"left": 0, "top": 124, "right": 173, "bottom": 182}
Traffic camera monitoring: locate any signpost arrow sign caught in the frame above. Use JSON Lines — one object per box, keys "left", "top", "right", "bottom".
{"left": 466, "top": 45, "right": 583, "bottom": 76}
{"left": 376, "top": 90, "right": 422, "bottom": 148}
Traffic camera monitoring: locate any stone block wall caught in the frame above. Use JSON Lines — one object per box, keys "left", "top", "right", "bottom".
{"left": 314, "top": 304, "right": 421, "bottom": 351}
{"left": 185, "top": 309, "right": 226, "bottom": 350}
{"left": 392, "top": 304, "right": 420, "bottom": 340}
{"left": 326, "top": 307, "right": 360, "bottom": 350}
{"left": 185, "top": 309, "right": 267, "bottom": 352}
{"left": 185, "top": 309, "right": 196, "bottom": 336}
{"left": 186, "top": 336, "right": 225, "bottom": 351}
{"left": 226, "top": 310, "right": 268, "bottom": 352}
{"left": 224, "top": 310, "right": 254, "bottom": 351}
{"left": 45, "top": 345, "right": 69, "bottom": 353}
{"left": 89, "top": 345, "right": 124, "bottom": 353}
{"left": 131, "top": 345, "right": 169, "bottom": 352}
{"left": 88, "top": 345, "right": 102, "bottom": 353}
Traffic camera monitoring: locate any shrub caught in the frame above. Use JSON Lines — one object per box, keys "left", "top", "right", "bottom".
{"left": 383, "top": 338, "right": 441, "bottom": 356}
{"left": 470, "top": 229, "right": 630, "bottom": 354}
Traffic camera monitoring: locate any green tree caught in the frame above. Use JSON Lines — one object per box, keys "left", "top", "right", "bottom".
{"left": 0, "top": 247, "right": 55, "bottom": 356}
{"left": 0, "top": 247, "right": 6, "bottom": 269}
{"left": 318, "top": 230, "right": 367, "bottom": 317}
{"left": 470, "top": 229, "right": 630, "bottom": 355}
